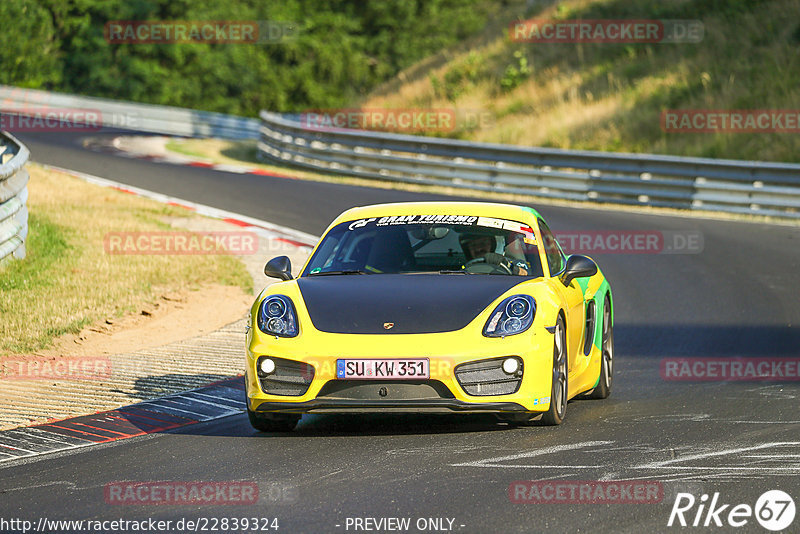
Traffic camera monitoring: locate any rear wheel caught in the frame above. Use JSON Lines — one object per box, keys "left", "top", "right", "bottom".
{"left": 586, "top": 295, "right": 613, "bottom": 399}
{"left": 540, "top": 315, "right": 568, "bottom": 426}
{"left": 247, "top": 409, "right": 300, "bottom": 432}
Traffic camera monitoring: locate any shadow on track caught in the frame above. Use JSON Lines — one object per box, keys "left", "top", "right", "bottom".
{"left": 171, "top": 411, "right": 529, "bottom": 439}
{"left": 617, "top": 324, "right": 800, "bottom": 357}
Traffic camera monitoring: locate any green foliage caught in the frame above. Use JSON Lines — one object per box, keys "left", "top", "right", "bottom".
{"left": 1, "top": 0, "right": 492, "bottom": 115}
{"left": 500, "top": 50, "right": 531, "bottom": 92}
{"left": 433, "top": 51, "right": 486, "bottom": 101}
{"left": 0, "top": 0, "right": 61, "bottom": 87}
{"left": 403, "top": 0, "right": 800, "bottom": 162}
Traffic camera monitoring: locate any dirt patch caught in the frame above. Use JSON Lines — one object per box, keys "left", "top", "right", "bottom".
{"left": 24, "top": 283, "right": 253, "bottom": 358}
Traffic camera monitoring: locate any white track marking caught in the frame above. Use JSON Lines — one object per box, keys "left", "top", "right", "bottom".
{"left": 450, "top": 440, "right": 613, "bottom": 468}
{"left": 640, "top": 466, "right": 800, "bottom": 472}
{"left": 138, "top": 401, "right": 209, "bottom": 419}
{"left": 744, "top": 454, "right": 800, "bottom": 458}
{"left": 169, "top": 394, "right": 241, "bottom": 412}
{"left": 0, "top": 441, "right": 36, "bottom": 454}
{"left": 634, "top": 441, "right": 800, "bottom": 469}
{"left": 8, "top": 429, "right": 78, "bottom": 445}
{"left": 209, "top": 164, "right": 255, "bottom": 174}
{"left": 725, "top": 420, "right": 800, "bottom": 424}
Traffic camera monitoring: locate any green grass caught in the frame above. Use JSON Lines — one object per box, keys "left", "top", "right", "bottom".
{"left": 0, "top": 164, "right": 253, "bottom": 354}
{"left": 0, "top": 214, "right": 70, "bottom": 293}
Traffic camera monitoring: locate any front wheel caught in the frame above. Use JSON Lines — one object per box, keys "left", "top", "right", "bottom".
{"left": 540, "top": 315, "right": 568, "bottom": 426}
{"left": 247, "top": 409, "right": 300, "bottom": 432}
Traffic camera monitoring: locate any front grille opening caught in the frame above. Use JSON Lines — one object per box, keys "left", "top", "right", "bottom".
{"left": 454, "top": 357, "right": 523, "bottom": 396}
{"left": 257, "top": 356, "right": 314, "bottom": 396}
{"left": 583, "top": 301, "right": 596, "bottom": 356}
{"left": 317, "top": 380, "right": 455, "bottom": 401}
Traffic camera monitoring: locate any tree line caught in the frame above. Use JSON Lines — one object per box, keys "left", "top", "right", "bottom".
{"left": 0, "top": 0, "right": 493, "bottom": 116}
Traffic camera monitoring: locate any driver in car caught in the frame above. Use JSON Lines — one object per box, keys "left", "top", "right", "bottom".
{"left": 460, "top": 233, "right": 529, "bottom": 275}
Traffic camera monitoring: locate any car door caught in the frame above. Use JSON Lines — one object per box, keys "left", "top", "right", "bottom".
{"left": 538, "top": 219, "right": 585, "bottom": 375}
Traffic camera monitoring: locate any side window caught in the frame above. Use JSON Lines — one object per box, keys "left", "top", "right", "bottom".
{"left": 537, "top": 219, "right": 565, "bottom": 276}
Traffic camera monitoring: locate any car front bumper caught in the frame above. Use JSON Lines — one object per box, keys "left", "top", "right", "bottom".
{"left": 253, "top": 398, "right": 527, "bottom": 414}
{"left": 245, "top": 324, "right": 557, "bottom": 414}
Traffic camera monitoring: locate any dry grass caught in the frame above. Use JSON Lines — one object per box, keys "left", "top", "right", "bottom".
{"left": 359, "top": 0, "right": 800, "bottom": 162}
{"left": 166, "top": 138, "right": 260, "bottom": 167}
{"left": 0, "top": 164, "right": 252, "bottom": 354}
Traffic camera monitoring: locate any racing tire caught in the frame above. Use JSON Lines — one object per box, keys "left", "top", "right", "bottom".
{"left": 585, "top": 295, "right": 613, "bottom": 400}
{"left": 247, "top": 409, "right": 300, "bottom": 432}
{"left": 540, "top": 315, "right": 568, "bottom": 426}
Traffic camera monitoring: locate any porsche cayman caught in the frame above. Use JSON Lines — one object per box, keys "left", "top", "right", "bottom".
{"left": 245, "top": 202, "right": 613, "bottom": 431}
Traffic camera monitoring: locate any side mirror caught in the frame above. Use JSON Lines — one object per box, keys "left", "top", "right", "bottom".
{"left": 264, "top": 256, "right": 293, "bottom": 281}
{"left": 560, "top": 254, "right": 597, "bottom": 286}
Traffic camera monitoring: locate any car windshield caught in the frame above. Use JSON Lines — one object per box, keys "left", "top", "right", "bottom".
{"left": 302, "top": 215, "right": 544, "bottom": 277}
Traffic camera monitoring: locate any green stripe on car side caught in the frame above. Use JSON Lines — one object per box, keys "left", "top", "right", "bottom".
{"left": 590, "top": 277, "right": 612, "bottom": 387}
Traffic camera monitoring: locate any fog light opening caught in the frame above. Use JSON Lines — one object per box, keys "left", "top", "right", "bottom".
{"left": 502, "top": 358, "right": 519, "bottom": 375}
{"left": 260, "top": 358, "right": 276, "bottom": 375}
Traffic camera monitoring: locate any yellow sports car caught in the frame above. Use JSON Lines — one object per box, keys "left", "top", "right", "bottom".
{"left": 245, "top": 201, "right": 613, "bottom": 430}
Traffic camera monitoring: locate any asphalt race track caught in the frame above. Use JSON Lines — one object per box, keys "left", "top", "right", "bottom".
{"left": 1, "top": 130, "right": 799, "bottom": 533}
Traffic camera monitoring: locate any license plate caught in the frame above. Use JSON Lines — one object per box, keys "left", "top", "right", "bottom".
{"left": 336, "top": 359, "right": 429, "bottom": 380}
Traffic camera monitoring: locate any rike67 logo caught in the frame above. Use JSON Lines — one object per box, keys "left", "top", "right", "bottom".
{"left": 668, "top": 490, "right": 795, "bottom": 531}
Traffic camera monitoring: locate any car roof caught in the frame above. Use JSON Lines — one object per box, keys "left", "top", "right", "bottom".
{"left": 332, "top": 201, "right": 543, "bottom": 225}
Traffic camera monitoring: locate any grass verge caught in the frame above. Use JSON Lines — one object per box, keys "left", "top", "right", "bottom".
{"left": 0, "top": 163, "right": 252, "bottom": 354}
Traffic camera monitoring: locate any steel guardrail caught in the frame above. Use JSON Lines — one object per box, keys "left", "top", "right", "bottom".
{"left": 258, "top": 110, "right": 800, "bottom": 220}
{"left": 0, "top": 85, "right": 260, "bottom": 139}
{"left": 3, "top": 85, "right": 798, "bottom": 220}
{"left": 0, "top": 131, "right": 30, "bottom": 265}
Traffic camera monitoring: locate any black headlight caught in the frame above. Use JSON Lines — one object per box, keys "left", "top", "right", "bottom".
{"left": 483, "top": 295, "right": 536, "bottom": 337}
{"left": 257, "top": 295, "right": 299, "bottom": 337}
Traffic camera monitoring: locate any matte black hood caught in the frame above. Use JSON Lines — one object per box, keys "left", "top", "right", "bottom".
{"left": 296, "top": 274, "right": 525, "bottom": 334}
